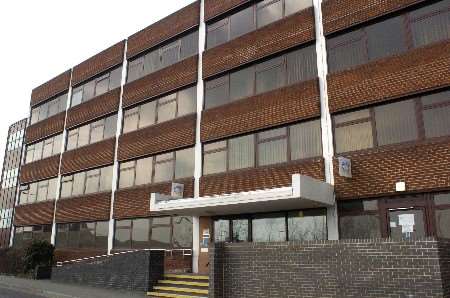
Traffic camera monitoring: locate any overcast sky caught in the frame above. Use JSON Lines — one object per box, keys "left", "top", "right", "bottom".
{"left": 0, "top": 0, "right": 194, "bottom": 167}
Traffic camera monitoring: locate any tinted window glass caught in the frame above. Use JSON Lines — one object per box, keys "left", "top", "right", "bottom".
{"left": 257, "top": 0, "right": 283, "bottom": 28}
{"left": 252, "top": 213, "right": 286, "bottom": 242}
{"left": 229, "top": 135, "right": 255, "bottom": 170}
{"left": 230, "top": 67, "right": 255, "bottom": 101}
{"left": 230, "top": 6, "right": 255, "bottom": 39}
{"left": 288, "top": 210, "right": 327, "bottom": 241}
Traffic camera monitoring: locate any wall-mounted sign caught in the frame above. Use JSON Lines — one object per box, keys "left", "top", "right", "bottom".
{"left": 396, "top": 181, "right": 406, "bottom": 192}
{"left": 338, "top": 157, "right": 352, "bottom": 178}
{"left": 201, "top": 229, "right": 210, "bottom": 252}
{"left": 171, "top": 183, "right": 184, "bottom": 199}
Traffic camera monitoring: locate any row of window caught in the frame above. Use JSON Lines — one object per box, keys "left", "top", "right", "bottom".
{"left": 25, "top": 134, "right": 62, "bottom": 164}
{"left": 205, "top": 44, "right": 316, "bottom": 109}
{"left": 7, "top": 129, "right": 24, "bottom": 151}
{"left": 2, "top": 168, "right": 19, "bottom": 189}
{"left": 71, "top": 67, "right": 122, "bottom": 107}
{"left": 333, "top": 90, "right": 450, "bottom": 153}
{"left": 67, "top": 115, "right": 117, "bottom": 151}
{"left": 328, "top": 1, "right": 450, "bottom": 73}
{"left": 0, "top": 208, "right": 12, "bottom": 229}
{"left": 203, "top": 119, "right": 322, "bottom": 175}
{"left": 30, "top": 93, "right": 67, "bottom": 125}
{"left": 56, "top": 221, "right": 109, "bottom": 249}
{"left": 114, "top": 216, "right": 193, "bottom": 249}
{"left": 127, "top": 31, "right": 198, "bottom": 83}
{"left": 14, "top": 225, "right": 52, "bottom": 248}
{"left": 60, "top": 165, "right": 113, "bottom": 199}
{"left": 207, "top": 0, "right": 312, "bottom": 49}
{"left": 119, "top": 148, "right": 194, "bottom": 189}
{"left": 19, "top": 178, "right": 58, "bottom": 205}
{"left": 123, "top": 86, "right": 196, "bottom": 134}
{"left": 214, "top": 209, "right": 327, "bottom": 243}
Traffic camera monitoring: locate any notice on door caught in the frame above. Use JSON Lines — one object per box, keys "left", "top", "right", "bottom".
{"left": 398, "top": 214, "right": 415, "bottom": 233}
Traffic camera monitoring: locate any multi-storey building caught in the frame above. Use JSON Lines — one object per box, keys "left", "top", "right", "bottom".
{"left": 0, "top": 119, "right": 26, "bottom": 248}
{"left": 10, "top": 0, "right": 450, "bottom": 283}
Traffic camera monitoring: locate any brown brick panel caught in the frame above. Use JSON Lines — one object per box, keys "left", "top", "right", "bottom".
{"left": 61, "top": 138, "right": 115, "bottom": 175}
{"left": 31, "top": 70, "right": 71, "bottom": 107}
{"left": 328, "top": 40, "right": 450, "bottom": 113}
{"left": 334, "top": 140, "right": 450, "bottom": 200}
{"left": 122, "top": 56, "right": 198, "bottom": 108}
{"left": 200, "top": 158, "right": 325, "bottom": 196}
{"left": 72, "top": 40, "right": 125, "bottom": 86}
{"left": 202, "top": 8, "right": 315, "bottom": 79}
{"left": 201, "top": 79, "right": 320, "bottom": 142}
{"left": 14, "top": 201, "right": 55, "bottom": 226}
{"left": 322, "top": 0, "right": 425, "bottom": 35}
{"left": 113, "top": 178, "right": 194, "bottom": 219}
{"left": 205, "top": 0, "right": 251, "bottom": 21}
{"left": 54, "top": 249, "right": 108, "bottom": 263}
{"left": 127, "top": 2, "right": 200, "bottom": 59}
{"left": 66, "top": 88, "right": 120, "bottom": 129}
{"left": 118, "top": 114, "right": 196, "bottom": 162}
{"left": 55, "top": 192, "right": 112, "bottom": 223}
{"left": 25, "top": 111, "right": 66, "bottom": 144}
{"left": 19, "top": 155, "right": 60, "bottom": 184}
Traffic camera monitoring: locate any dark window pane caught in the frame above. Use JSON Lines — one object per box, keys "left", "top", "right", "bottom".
{"left": 288, "top": 210, "right": 327, "bottom": 241}
{"left": 160, "top": 42, "right": 180, "bottom": 69}
{"left": 114, "top": 220, "right": 131, "bottom": 249}
{"left": 150, "top": 217, "right": 171, "bottom": 248}
{"left": 95, "top": 75, "right": 110, "bottom": 97}
{"left": 143, "top": 51, "right": 160, "bottom": 75}
{"left": 173, "top": 216, "right": 193, "bottom": 248}
{"left": 132, "top": 218, "right": 150, "bottom": 249}
{"left": 230, "top": 6, "right": 255, "bottom": 39}
{"left": 232, "top": 219, "right": 248, "bottom": 242}
{"left": 366, "top": 16, "right": 406, "bottom": 61}
{"left": 285, "top": 0, "right": 312, "bottom": 16}
{"left": 257, "top": 0, "right": 283, "bottom": 28}
{"left": 230, "top": 66, "right": 255, "bottom": 101}
{"left": 79, "top": 222, "right": 95, "bottom": 248}
{"left": 340, "top": 215, "right": 381, "bottom": 239}
{"left": 109, "top": 67, "right": 122, "bottom": 90}
{"left": 205, "top": 76, "right": 230, "bottom": 109}
{"left": 214, "top": 219, "right": 230, "bottom": 242}
{"left": 207, "top": 19, "right": 229, "bottom": 49}
{"left": 287, "top": 45, "right": 317, "bottom": 84}
{"left": 82, "top": 80, "right": 96, "bottom": 102}
{"left": 434, "top": 193, "right": 450, "bottom": 206}
{"left": 411, "top": 1, "right": 450, "bottom": 48}
{"left": 180, "top": 31, "right": 198, "bottom": 60}
{"left": 127, "top": 57, "right": 144, "bottom": 83}
{"left": 327, "top": 29, "right": 367, "bottom": 73}
{"left": 71, "top": 88, "right": 83, "bottom": 107}
{"left": 56, "top": 225, "right": 68, "bottom": 248}
{"left": 252, "top": 213, "right": 286, "bottom": 242}
{"left": 68, "top": 223, "right": 80, "bottom": 248}
{"left": 177, "top": 87, "right": 197, "bottom": 117}
{"left": 256, "top": 57, "right": 284, "bottom": 94}
{"left": 95, "top": 222, "right": 109, "bottom": 249}
{"left": 374, "top": 100, "right": 418, "bottom": 146}
{"left": 104, "top": 115, "right": 117, "bottom": 139}
{"left": 290, "top": 120, "right": 322, "bottom": 160}
{"left": 229, "top": 135, "right": 255, "bottom": 170}
{"left": 436, "top": 209, "right": 450, "bottom": 238}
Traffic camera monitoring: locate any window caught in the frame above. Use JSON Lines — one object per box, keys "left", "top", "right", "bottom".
{"left": 288, "top": 209, "right": 327, "bottom": 241}
{"left": 204, "top": 45, "right": 317, "bottom": 109}
{"left": 118, "top": 148, "right": 194, "bottom": 189}
{"left": 60, "top": 165, "right": 113, "bottom": 198}
{"left": 127, "top": 31, "right": 198, "bottom": 83}
{"left": 67, "top": 114, "right": 117, "bottom": 151}
{"left": 203, "top": 119, "right": 322, "bottom": 175}
{"left": 14, "top": 225, "right": 51, "bottom": 248}
{"left": 327, "top": 1, "right": 450, "bottom": 73}
{"left": 1, "top": 168, "right": 19, "bottom": 189}
{"left": 56, "top": 221, "right": 108, "bottom": 249}
{"left": 25, "top": 134, "right": 62, "bottom": 164}
{"left": 71, "top": 66, "right": 123, "bottom": 107}
{"left": 206, "top": 0, "right": 312, "bottom": 49}
{"left": 114, "top": 216, "right": 193, "bottom": 250}
{"left": 338, "top": 199, "right": 381, "bottom": 239}
{"left": 30, "top": 93, "right": 67, "bottom": 125}
{"left": 7, "top": 129, "right": 25, "bottom": 151}
{"left": 122, "top": 86, "right": 196, "bottom": 134}
{"left": 19, "top": 178, "right": 57, "bottom": 205}
{"left": 333, "top": 90, "right": 450, "bottom": 154}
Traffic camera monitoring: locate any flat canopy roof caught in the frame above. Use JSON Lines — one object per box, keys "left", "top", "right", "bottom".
{"left": 150, "top": 175, "right": 335, "bottom": 216}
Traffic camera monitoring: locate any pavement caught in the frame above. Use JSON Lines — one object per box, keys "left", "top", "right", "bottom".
{"left": 0, "top": 275, "right": 146, "bottom": 298}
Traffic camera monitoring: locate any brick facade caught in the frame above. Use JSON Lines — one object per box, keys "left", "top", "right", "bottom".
{"left": 204, "top": 0, "right": 250, "bottom": 21}
{"left": 30, "top": 71, "right": 71, "bottom": 107}
{"left": 19, "top": 155, "right": 60, "bottom": 184}
{"left": 13, "top": 201, "right": 55, "bottom": 226}
{"left": 118, "top": 114, "right": 196, "bottom": 161}
{"left": 25, "top": 111, "right": 65, "bottom": 144}
{"left": 210, "top": 238, "right": 450, "bottom": 298}
{"left": 201, "top": 79, "right": 320, "bottom": 142}
{"left": 202, "top": 8, "right": 315, "bottom": 78}
{"left": 55, "top": 192, "right": 112, "bottom": 223}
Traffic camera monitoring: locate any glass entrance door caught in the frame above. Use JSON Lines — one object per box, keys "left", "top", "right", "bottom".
{"left": 388, "top": 208, "right": 427, "bottom": 240}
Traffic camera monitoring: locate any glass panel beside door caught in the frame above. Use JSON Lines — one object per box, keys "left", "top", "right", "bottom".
{"left": 388, "top": 208, "right": 426, "bottom": 240}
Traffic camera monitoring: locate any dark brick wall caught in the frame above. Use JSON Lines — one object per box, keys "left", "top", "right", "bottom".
{"left": 118, "top": 114, "right": 196, "bottom": 161}
{"left": 203, "top": 8, "right": 315, "bottom": 79}
{"left": 127, "top": 2, "right": 200, "bottom": 59}
{"left": 322, "top": 0, "right": 425, "bottom": 35}
{"left": 210, "top": 238, "right": 450, "bottom": 298}
{"left": 31, "top": 70, "right": 71, "bottom": 107}
{"left": 66, "top": 88, "right": 120, "bottom": 129}
{"left": 25, "top": 111, "right": 66, "bottom": 144}
{"left": 334, "top": 139, "right": 450, "bottom": 200}
{"left": 328, "top": 40, "right": 450, "bottom": 113}
{"left": 204, "top": 0, "right": 251, "bottom": 21}
{"left": 72, "top": 41, "right": 125, "bottom": 86}
{"left": 200, "top": 158, "right": 325, "bottom": 196}
{"left": 52, "top": 250, "right": 164, "bottom": 292}
{"left": 55, "top": 192, "right": 112, "bottom": 223}
{"left": 122, "top": 55, "right": 198, "bottom": 108}
{"left": 19, "top": 155, "right": 60, "bottom": 184}
{"left": 14, "top": 201, "right": 55, "bottom": 226}
{"left": 201, "top": 79, "right": 320, "bottom": 142}
{"left": 60, "top": 138, "right": 115, "bottom": 174}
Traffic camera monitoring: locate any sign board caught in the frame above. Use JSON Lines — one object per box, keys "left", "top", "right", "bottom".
{"left": 171, "top": 183, "right": 184, "bottom": 199}
{"left": 338, "top": 157, "right": 352, "bottom": 178}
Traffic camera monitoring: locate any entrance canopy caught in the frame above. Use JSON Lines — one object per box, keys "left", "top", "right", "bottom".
{"left": 150, "top": 174, "right": 334, "bottom": 216}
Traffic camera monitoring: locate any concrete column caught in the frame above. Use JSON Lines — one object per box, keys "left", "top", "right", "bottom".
{"left": 313, "top": 0, "right": 339, "bottom": 240}
{"left": 193, "top": 0, "right": 206, "bottom": 273}
{"left": 107, "top": 41, "right": 128, "bottom": 254}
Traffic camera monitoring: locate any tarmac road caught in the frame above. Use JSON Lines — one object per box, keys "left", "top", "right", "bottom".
{"left": 0, "top": 287, "right": 44, "bottom": 298}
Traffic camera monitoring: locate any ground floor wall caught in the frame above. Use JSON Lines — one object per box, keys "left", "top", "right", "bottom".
{"left": 209, "top": 238, "right": 450, "bottom": 298}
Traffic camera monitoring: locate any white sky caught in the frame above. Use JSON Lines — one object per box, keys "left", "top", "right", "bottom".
{"left": 0, "top": 0, "right": 194, "bottom": 167}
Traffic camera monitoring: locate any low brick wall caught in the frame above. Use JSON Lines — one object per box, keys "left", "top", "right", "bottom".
{"left": 52, "top": 250, "right": 164, "bottom": 292}
{"left": 209, "top": 238, "right": 450, "bottom": 298}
